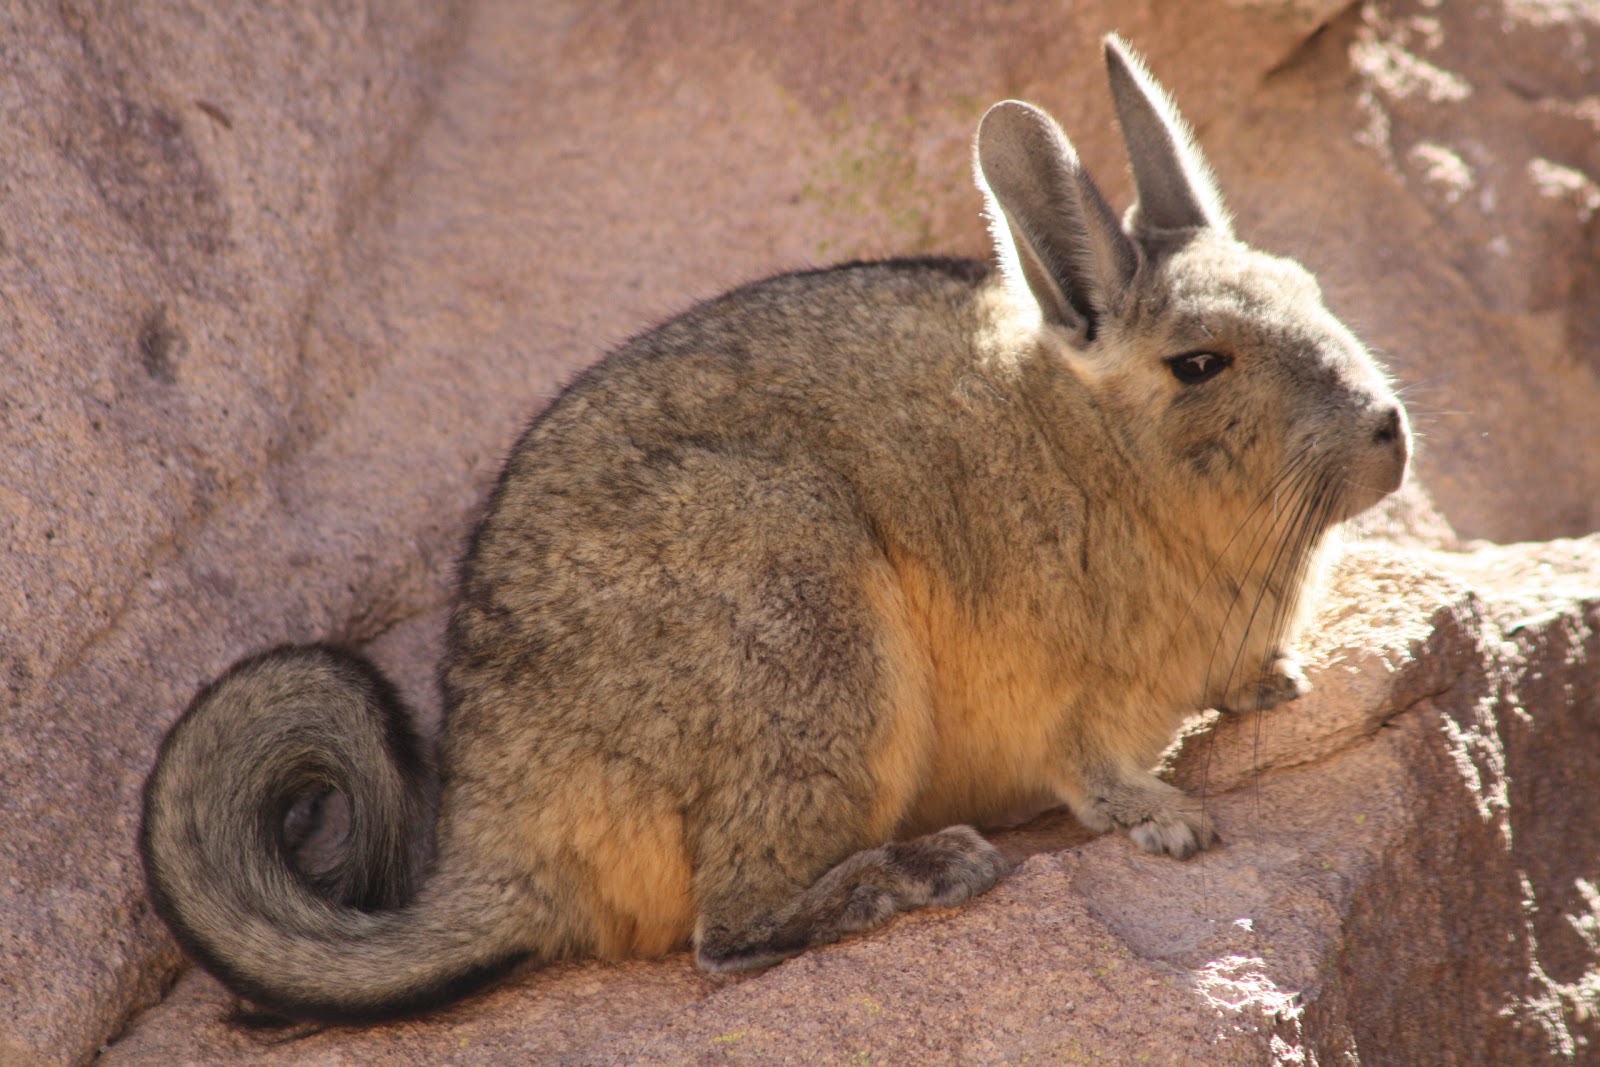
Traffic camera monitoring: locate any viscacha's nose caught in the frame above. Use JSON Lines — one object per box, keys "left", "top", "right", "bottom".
{"left": 1372, "top": 404, "right": 1410, "bottom": 492}
{"left": 1373, "top": 406, "right": 1403, "bottom": 446}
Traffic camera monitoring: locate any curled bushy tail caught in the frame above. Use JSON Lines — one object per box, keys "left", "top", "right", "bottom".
{"left": 140, "top": 646, "right": 530, "bottom": 1022}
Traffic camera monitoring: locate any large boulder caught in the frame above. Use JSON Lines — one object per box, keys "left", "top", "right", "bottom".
{"left": 97, "top": 538, "right": 1600, "bottom": 1064}
{"left": 2, "top": 3, "right": 468, "bottom": 1062}
{"left": 4, "top": 0, "right": 1597, "bottom": 1063}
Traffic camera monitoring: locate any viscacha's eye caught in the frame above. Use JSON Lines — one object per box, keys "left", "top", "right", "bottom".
{"left": 1166, "top": 351, "right": 1232, "bottom": 385}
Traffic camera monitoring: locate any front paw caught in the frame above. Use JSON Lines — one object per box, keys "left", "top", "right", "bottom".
{"left": 1073, "top": 774, "right": 1219, "bottom": 860}
{"left": 1220, "top": 654, "right": 1310, "bottom": 714}
{"left": 1127, "top": 806, "right": 1217, "bottom": 860}
{"left": 1256, "top": 654, "right": 1311, "bottom": 709}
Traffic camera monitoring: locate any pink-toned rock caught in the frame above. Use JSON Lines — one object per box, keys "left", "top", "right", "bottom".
{"left": 5, "top": 0, "right": 1599, "bottom": 1064}
{"left": 1207, "top": 0, "right": 1600, "bottom": 542}
{"left": 99, "top": 539, "right": 1600, "bottom": 1064}
{"left": 2, "top": 3, "right": 466, "bottom": 1062}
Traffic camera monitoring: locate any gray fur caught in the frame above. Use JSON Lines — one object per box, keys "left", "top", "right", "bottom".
{"left": 140, "top": 38, "right": 1410, "bottom": 1023}
{"left": 976, "top": 100, "right": 1136, "bottom": 342}
{"left": 1103, "top": 35, "right": 1233, "bottom": 237}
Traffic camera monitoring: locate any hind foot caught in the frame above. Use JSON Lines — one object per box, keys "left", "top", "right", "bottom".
{"left": 695, "top": 826, "right": 1008, "bottom": 974}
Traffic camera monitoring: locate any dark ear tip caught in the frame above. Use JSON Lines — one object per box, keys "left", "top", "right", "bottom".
{"left": 1102, "top": 33, "right": 1133, "bottom": 68}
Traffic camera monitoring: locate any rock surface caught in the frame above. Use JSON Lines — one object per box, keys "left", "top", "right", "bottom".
{"left": 94, "top": 539, "right": 1600, "bottom": 1064}
{"left": 4, "top": 0, "right": 1598, "bottom": 1064}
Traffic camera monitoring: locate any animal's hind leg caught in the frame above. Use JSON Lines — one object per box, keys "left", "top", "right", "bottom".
{"left": 685, "top": 551, "right": 1006, "bottom": 973}
{"left": 694, "top": 824, "right": 1007, "bottom": 974}
{"left": 655, "top": 463, "right": 1007, "bottom": 971}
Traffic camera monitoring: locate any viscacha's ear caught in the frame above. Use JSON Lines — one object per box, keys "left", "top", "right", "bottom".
{"left": 1103, "top": 34, "right": 1234, "bottom": 239}
{"left": 975, "top": 100, "right": 1138, "bottom": 347}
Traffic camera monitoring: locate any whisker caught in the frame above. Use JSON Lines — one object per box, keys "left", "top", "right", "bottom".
{"left": 1193, "top": 454, "right": 1323, "bottom": 848}
{"left": 1199, "top": 453, "right": 1322, "bottom": 706}
{"left": 1268, "top": 469, "right": 1339, "bottom": 645}
{"left": 1176, "top": 443, "right": 1344, "bottom": 847}
{"left": 1211, "top": 465, "right": 1322, "bottom": 706}
{"left": 1240, "top": 469, "right": 1342, "bottom": 839}
{"left": 1253, "top": 470, "right": 1340, "bottom": 683}
{"left": 1158, "top": 443, "right": 1318, "bottom": 673}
